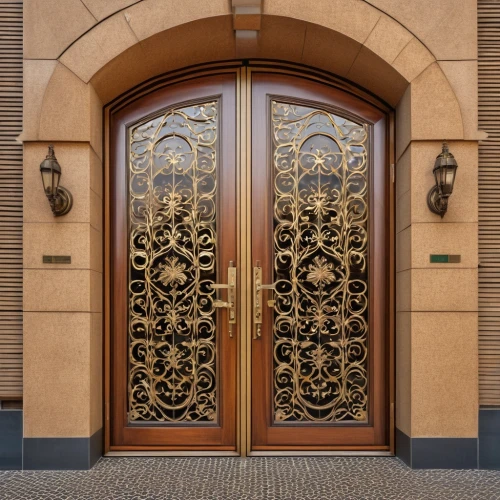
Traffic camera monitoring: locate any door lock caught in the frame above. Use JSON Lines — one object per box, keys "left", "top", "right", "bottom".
{"left": 211, "top": 261, "right": 237, "bottom": 337}
{"left": 253, "top": 261, "right": 276, "bottom": 339}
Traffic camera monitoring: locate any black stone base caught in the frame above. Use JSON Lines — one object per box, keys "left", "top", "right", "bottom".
{"left": 23, "top": 428, "right": 102, "bottom": 470}
{"left": 8, "top": 418, "right": 500, "bottom": 470}
{"left": 0, "top": 410, "right": 22, "bottom": 470}
{"left": 479, "top": 408, "right": 500, "bottom": 470}
{"left": 396, "top": 428, "right": 478, "bottom": 469}
{"left": 395, "top": 428, "right": 411, "bottom": 467}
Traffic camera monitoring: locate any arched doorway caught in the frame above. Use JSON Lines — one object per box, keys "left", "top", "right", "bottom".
{"left": 106, "top": 63, "right": 393, "bottom": 455}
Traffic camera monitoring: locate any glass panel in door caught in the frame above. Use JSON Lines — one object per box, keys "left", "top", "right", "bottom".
{"left": 271, "top": 100, "right": 369, "bottom": 424}
{"left": 128, "top": 101, "right": 220, "bottom": 424}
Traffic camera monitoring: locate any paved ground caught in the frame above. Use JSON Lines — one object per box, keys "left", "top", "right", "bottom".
{"left": 1, "top": 457, "right": 500, "bottom": 499}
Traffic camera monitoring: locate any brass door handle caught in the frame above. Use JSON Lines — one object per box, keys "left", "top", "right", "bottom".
{"left": 256, "top": 283, "right": 276, "bottom": 291}
{"left": 214, "top": 300, "right": 233, "bottom": 308}
{"left": 211, "top": 261, "right": 237, "bottom": 337}
{"left": 253, "top": 262, "right": 276, "bottom": 339}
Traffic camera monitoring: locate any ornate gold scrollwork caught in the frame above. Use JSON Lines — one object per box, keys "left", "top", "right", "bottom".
{"left": 271, "top": 101, "right": 369, "bottom": 424}
{"left": 128, "top": 101, "right": 219, "bottom": 423}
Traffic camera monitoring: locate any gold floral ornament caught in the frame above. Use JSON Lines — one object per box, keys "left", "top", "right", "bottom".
{"left": 157, "top": 256, "right": 188, "bottom": 287}
{"left": 306, "top": 189, "right": 330, "bottom": 217}
{"left": 309, "top": 148, "right": 333, "bottom": 168}
{"left": 162, "top": 187, "right": 183, "bottom": 216}
{"left": 155, "top": 134, "right": 195, "bottom": 173}
{"left": 164, "top": 149, "right": 186, "bottom": 168}
{"left": 303, "top": 256, "right": 335, "bottom": 287}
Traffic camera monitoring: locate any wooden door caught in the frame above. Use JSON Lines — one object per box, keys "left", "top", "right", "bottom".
{"left": 250, "top": 73, "right": 390, "bottom": 451}
{"left": 109, "top": 74, "right": 238, "bottom": 451}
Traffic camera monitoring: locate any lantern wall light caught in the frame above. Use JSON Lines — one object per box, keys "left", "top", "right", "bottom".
{"left": 39, "top": 145, "right": 73, "bottom": 217}
{"left": 427, "top": 142, "right": 458, "bottom": 218}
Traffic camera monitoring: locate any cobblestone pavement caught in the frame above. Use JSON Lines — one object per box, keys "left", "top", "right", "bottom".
{"left": 1, "top": 457, "right": 500, "bottom": 499}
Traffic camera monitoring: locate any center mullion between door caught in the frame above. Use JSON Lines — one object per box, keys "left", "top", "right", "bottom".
{"left": 238, "top": 66, "right": 252, "bottom": 457}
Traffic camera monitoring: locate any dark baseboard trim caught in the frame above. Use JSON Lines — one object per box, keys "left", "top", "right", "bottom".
{"left": 90, "top": 427, "right": 103, "bottom": 468}
{"left": 396, "top": 428, "right": 478, "bottom": 469}
{"left": 395, "top": 428, "right": 411, "bottom": 467}
{"left": 479, "top": 408, "right": 500, "bottom": 470}
{"left": 411, "top": 437, "right": 477, "bottom": 469}
{"left": 0, "top": 410, "right": 23, "bottom": 470}
{"left": 23, "top": 428, "right": 103, "bottom": 470}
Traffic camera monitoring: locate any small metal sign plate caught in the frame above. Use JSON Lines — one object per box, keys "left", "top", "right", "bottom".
{"left": 43, "top": 255, "right": 71, "bottom": 264}
{"left": 430, "top": 254, "right": 461, "bottom": 264}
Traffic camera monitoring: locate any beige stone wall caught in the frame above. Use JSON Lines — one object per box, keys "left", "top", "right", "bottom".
{"left": 22, "top": 0, "right": 479, "bottom": 441}
{"left": 23, "top": 143, "right": 102, "bottom": 437}
{"left": 395, "top": 141, "right": 479, "bottom": 437}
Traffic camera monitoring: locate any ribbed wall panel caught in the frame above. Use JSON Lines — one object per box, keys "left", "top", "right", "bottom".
{"left": 479, "top": 0, "right": 500, "bottom": 406}
{"left": 0, "top": 0, "right": 22, "bottom": 400}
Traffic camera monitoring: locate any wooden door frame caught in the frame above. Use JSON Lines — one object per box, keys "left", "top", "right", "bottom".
{"left": 103, "top": 61, "right": 395, "bottom": 457}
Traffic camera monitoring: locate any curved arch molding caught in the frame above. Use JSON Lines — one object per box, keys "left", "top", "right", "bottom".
{"left": 22, "top": 0, "right": 477, "bottom": 156}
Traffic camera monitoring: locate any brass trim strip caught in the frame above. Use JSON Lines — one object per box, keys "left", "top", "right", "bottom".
{"left": 104, "top": 104, "right": 112, "bottom": 454}
{"left": 239, "top": 66, "right": 252, "bottom": 457}
{"left": 106, "top": 451, "right": 241, "bottom": 457}
{"left": 244, "top": 67, "right": 253, "bottom": 455}
{"left": 388, "top": 110, "right": 396, "bottom": 455}
{"left": 107, "top": 451, "right": 391, "bottom": 457}
{"left": 248, "top": 451, "right": 393, "bottom": 457}
{"left": 236, "top": 66, "right": 245, "bottom": 457}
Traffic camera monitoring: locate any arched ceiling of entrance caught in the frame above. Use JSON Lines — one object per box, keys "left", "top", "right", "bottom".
{"left": 83, "top": 14, "right": 420, "bottom": 106}
{"left": 23, "top": 0, "right": 477, "bottom": 147}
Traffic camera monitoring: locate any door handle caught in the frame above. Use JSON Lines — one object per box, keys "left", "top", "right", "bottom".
{"left": 253, "top": 261, "right": 276, "bottom": 339}
{"left": 211, "top": 261, "right": 237, "bottom": 337}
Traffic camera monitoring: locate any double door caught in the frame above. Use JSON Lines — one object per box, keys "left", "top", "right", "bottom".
{"left": 108, "top": 67, "right": 392, "bottom": 454}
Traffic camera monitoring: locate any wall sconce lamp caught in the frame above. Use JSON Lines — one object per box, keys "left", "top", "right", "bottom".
{"left": 39, "top": 145, "right": 73, "bottom": 217}
{"left": 427, "top": 142, "right": 458, "bottom": 218}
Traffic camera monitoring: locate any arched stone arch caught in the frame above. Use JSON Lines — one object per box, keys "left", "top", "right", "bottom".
{"left": 22, "top": 0, "right": 478, "bottom": 145}
{"left": 22, "top": 2, "right": 467, "bottom": 154}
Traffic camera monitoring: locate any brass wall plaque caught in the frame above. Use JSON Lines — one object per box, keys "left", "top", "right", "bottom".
{"left": 430, "top": 254, "right": 461, "bottom": 263}
{"left": 43, "top": 255, "right": 71, "bottom": 264}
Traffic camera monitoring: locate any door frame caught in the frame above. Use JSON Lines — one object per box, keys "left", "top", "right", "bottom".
{"left": 103, "top": 61, "right": 395, "bottom": 457}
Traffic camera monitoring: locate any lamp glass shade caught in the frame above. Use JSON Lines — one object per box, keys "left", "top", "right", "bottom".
{"left": 39, "top": 147, "right": 61, "bottom": 197}
{"left": 442, "top": 163, "right": 457, "bottom": 196}
{"left": 433, "top": 144, "right": 458, "bottom": 198}
{"left": 40, "top": 168, "right": 52, "bottom": 196}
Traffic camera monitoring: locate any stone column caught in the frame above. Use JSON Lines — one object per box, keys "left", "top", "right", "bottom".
{"left": 22, "top": 60, "right": 104, "bottom": 469}
{"left": 395, "top": 62, "right": 479, "bottom": 468}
